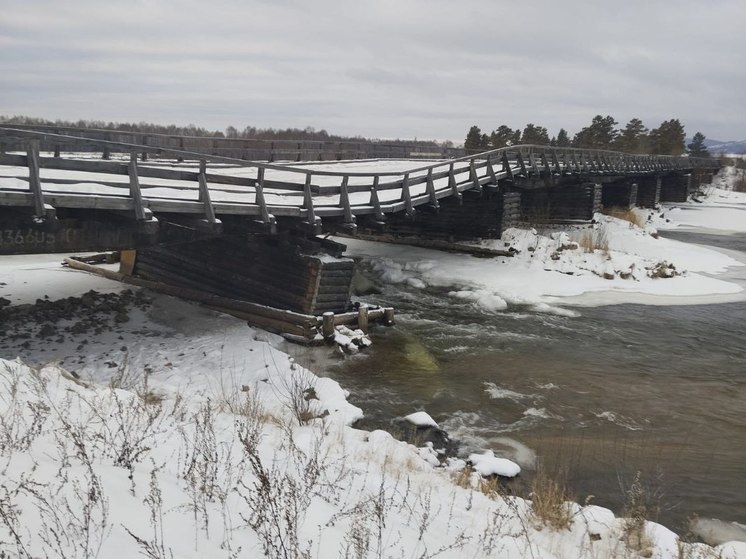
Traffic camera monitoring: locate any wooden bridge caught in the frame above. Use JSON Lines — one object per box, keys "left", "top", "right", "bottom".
{"left": 0, "top": 126, "right": 720, "bottom": 327}
{"left": 0, "top": 126, "right": 719, "bottom": 234}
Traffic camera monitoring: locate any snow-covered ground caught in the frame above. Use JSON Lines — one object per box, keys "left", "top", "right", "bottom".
{"left": 2, "top": 168, "right": 746, "bottom": 557}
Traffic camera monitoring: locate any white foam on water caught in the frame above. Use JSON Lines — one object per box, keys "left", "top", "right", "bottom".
{"left": 522, "top": 407, "right": 556, "bottom": 420}
{"left": 442, "top": 345, "right": 470, "bottom": 353}
{"left": 595, "top": 410, "right": 646, "bottom": 431}
{"left": 484, "top": 382, "right": 535, "bottom": 402}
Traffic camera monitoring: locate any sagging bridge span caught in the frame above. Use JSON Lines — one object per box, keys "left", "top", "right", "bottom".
{"left": 0, "top": 127, "right": 720, "bottom": 331}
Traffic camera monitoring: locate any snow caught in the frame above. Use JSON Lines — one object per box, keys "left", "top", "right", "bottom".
{"left": 2, "top": 167, "right": 746, "bottom": 557}
{"left": 341, "top": 173, "right": 746, "bottom": 311}
{"left": 468, "top": 450, "right": 522, "bottom": 478}
{"left": 403, "top": 410, "right": 439, "bottom": 428}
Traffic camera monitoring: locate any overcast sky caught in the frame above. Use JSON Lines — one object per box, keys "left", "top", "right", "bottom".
{"left": 2, "top": 0, "right": 744, "bottom": 143}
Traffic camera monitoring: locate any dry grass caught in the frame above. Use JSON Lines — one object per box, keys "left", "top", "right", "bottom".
{"left": 605, "top": 207, "right": 645, "bottom": 228}
{"left": 576, "top": 229, "right": 610, "bottom": 254}
{"left": 530, "top": 466, "right": 574, "bottom": 530}
{"left": 621, "top": 471, "right": 656, "bottom": 556}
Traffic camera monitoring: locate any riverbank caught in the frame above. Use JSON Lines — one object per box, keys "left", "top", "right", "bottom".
{"left": 2, "top": 172, "right": 746, "bottom": 557}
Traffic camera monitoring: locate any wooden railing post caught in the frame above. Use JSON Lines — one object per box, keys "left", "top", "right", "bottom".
{"left": 339, "top": 175, "right": 357, "bottom": 229}
{"left": 400, "top": 173, "right": 414, "bottom": 216}
{"left": 370, "top": 177, "right": 386, "bottom": 222}
{"left": 128, "top": 152, "right": 148, "bottom": 221}
{"left": 486, "top": 154, "right": 498, "bottom": 184}
{"left": 197, "top": 160, "right": 217, "bottom": 224}
{"left": 502, "top": 152, "right": 514, "bottom": 181}
{"left": 254, "top": 167, "right": 276, "bottom": 232}
{"left": 426, "top": 168, "right": 439, "bottom": 209}
{"left": 469, "top": 159, "right": 481, "bottom": 189}
{"left": 516, "top": 151, "right": 528, "bottom": 177}
{"left": 303, "top": 172, "right": 322, "bottom": 233}
{"left": 26, "top": 140, "right": 46, "bottom": 218}
{"left": 448, "top": 162, "right": 461, "bottom": 200}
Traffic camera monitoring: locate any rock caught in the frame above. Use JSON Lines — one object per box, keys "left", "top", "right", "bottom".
{"left": 0, "top": 297, "right": 11, "bottom": 308}
{"left": 38, "top": 323, "right": 56, "bottom": 338}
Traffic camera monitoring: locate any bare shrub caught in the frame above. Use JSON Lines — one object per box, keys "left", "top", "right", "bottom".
{"left": 0, "top": 363, "right": 50, "bottom": 458}
{"left": 605, "top": 207, "right": 644, "bottom": 228}
{"left": 529, "top": 465, "right": 573, "bottom": 530}
{"left": 124, "top": 467, "right": 173, "bottom": 559}
{"left": 277, "top": 368, "right": 320, "bottom": 426}
{"left": 238, "top": 450, "right": 313, "bottom": 559}
{"left": 620, "top": 470, "right": 657, "bottom": 555}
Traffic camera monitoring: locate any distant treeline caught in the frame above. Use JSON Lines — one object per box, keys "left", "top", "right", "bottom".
{"left": 465, "top": 116, "right": 710, "bottom": 157}
{"left": 0, "top": 115, "right": 454, "bottom": 148}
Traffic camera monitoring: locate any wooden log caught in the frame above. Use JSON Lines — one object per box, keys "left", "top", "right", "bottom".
{"left": 204, "top": 305, "right": 311, "bottom": 337}
{"left": 357, "top": 306, "right": 369, "bottom": 333}
{"left": 119, "top": 250, "right": 137, "bottom": 275}
{"left": 322, "top": 312, "right": 335, "bottom": 340}
{"left": 383, "top": 307, "right": 395, "bottom": 326}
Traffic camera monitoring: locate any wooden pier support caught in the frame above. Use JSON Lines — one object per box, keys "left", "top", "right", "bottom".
{"left": 602, "top": 180, "right": 638, "bottom": 209}
{"left": 660, "top": 174, "right": 691, "bottom": 203}
{"left": 132, "top": 235, "right": 355, "bottom": 315}
{"left": 522, "top": 182, "right": 602, "bottom": 221}
{"left": 637, "top": 176, "right": 661, "bottom": 208}
{"left": 358, "top": 187, "right": 519, "bottom": 240}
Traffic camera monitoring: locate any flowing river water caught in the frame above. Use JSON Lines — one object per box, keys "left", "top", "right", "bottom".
{"left": 317, "top": 229, "right": 746, "bottom": 534}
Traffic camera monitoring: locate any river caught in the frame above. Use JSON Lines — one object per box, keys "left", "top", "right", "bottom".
{"left": 320, "top": 229, "right": 746, "bottom": 533}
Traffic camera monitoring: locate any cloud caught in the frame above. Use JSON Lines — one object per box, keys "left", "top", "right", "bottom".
{"left": 1, "top": 0, "right": 744, "bottom": 141}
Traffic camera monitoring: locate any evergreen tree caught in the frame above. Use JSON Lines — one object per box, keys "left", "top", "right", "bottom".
{"left": 572, "top": 115, "right": 618, "bottom": 149}
{"left": 489, "top": 125, "right": 520, "bottom": 148}
{"left": 687, "top": 132, "right": 710, "bottom": 157}
{"left": 555, "top": 128, "right": 571, "bottom": 147}
{"left": 521, "top": 123, "right": 550, "bottom": 145}
{"left": 615, "top": 118, "right": 648, "bottom": 153}
{"left": 465, "top": 125, "right": 484, "bottom": 152}
{"left": 649, "top": 119, "right": 686, "bottom": 155}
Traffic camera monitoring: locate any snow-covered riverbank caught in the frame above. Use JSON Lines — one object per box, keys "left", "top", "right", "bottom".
{"left": 341, "top": 181, "right": 746, "bottom": 313}
{"left": 2, "top": 170, "right": 746, "bottom": 558}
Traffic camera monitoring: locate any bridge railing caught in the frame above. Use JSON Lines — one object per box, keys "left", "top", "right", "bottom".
{"left": 0, "top": 127, "right": 721, "bottom": 230}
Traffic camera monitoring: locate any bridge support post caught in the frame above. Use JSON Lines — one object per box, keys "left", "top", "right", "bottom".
{"left": 660, "top": 174, "right": 691, "bottom": 203}
{"left": 131, "top": 236, "right": 355, "bottom": 315}
{"left": 500, "top": 189, "right": 522, "bottom": 232}
{"left": 602, "top": 181, "right": 638, "bottom": 209}
{"left": 521, "top": 183, "right": 602, "bottom": 222}
{"left": 637, "top": 177, "right": 661, "bottom": 208}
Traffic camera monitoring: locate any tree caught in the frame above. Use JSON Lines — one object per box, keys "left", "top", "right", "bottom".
{"left": 464, "top": 125, "right": 484, "bottom": 152}
{"left": 489, "top": 125, "right": 520, "bottom": 148}
{"left": 521, "top": 123, "right": 550, "bottom": 145}
{"left": 649, "top": 119, "right": 686, "bottom": 155}
{"left": 572, "top": 115, "right": 618, "bottom": 149}
{"left": 556, "top": 128, "right": 571, "bottom": 147}
{"left": 687, "top": 132, "right": 710, "bottom": 157}
{"left": 615, "top": 118, "right": 648, "bottom": 153}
